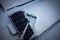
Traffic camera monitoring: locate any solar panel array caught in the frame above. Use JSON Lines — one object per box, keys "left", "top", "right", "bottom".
{"left": 9, "top": 11, "right": 34, "bottom": 40}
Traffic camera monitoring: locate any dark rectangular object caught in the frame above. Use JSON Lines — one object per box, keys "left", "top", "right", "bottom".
{"left": 23, "top": 25, "right": 34, "bottom": 40}
{"left": 9, "top": 11, "right": 28, "bottom": 35}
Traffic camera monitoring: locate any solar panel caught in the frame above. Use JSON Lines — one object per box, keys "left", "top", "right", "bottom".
{"left": 23, "top": 25, "right": 34, "bottom": 40}
{"left": 9, "top": 11, "right": 28, "bottom": 34}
